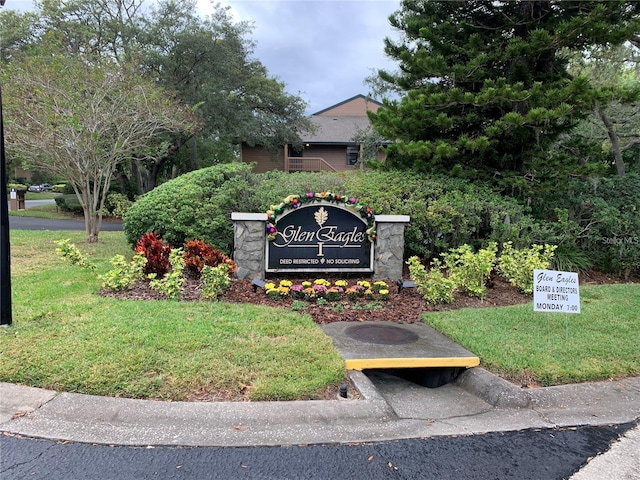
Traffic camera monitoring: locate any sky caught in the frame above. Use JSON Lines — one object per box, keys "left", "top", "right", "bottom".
{"left": 199, "top": 0, "right": 401, "bottom": 114}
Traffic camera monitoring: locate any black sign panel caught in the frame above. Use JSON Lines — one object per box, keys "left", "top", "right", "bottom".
{"left": 266, "top": 203, "right": 373, "bottom": 272}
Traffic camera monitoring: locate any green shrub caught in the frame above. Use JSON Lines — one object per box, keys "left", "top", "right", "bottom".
{"left": 148, "top": 248, "right": 185, "bottom": 300}
{"left": 103, "top": 192, "right": 132, "bottom": 218}
{"left": 54, "top": 239, "right": 96, "bottom": 271}
{"left": 552, "top": 241, "right": 593, "bottom": 273}
{"left": 99, "top": 253, "right": 147, "bottom": 292}
{"left": 406, "top": 256, "right": 456, "bottom": 305}
{"left": 55, "top": 194, "right": 83, "bottom": 214}
{"left": 247, "top": 170, "right": 542, "bottom": 260}
{"left": 123, "top": 162, "right": 256, "bottom": 252}
{"left": 441, "top": 243, "right": 497, "bottom": 298}
{"left": 200, "top": 263, "right": 232, "bottom": 300}
{"left": 531, "top": 175, "right": 640, "bottom": 276}
{"left": 7, "top": 183, "right": 27, "bottom": 192}
{"left": 53, "top": 184, "right": 67, "bottom": 193}
{"left": 124, "top": 167, "right": 561, "bottom": 266}
{"left": 497, "top": 242, "right": 557, "bottom": 294}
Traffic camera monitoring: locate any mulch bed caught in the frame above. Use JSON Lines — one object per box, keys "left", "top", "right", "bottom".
{"left": 100, "top": 270, "right": 638, "bottom": 325}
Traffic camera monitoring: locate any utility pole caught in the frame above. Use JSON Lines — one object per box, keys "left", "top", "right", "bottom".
{"left": 1, "top": 0, "right": 13, "bottom": 326}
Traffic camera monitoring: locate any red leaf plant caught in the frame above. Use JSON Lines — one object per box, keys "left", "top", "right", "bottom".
{"left": 183, "top": 240, "right": 237, "bottom": 277}
{"left": 135, "top": 232, "right": 172, "bottom": 277}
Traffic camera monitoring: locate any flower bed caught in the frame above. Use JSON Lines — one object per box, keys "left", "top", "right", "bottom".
{"left": 262, "top": 278, "right": 390, "bottom": 303}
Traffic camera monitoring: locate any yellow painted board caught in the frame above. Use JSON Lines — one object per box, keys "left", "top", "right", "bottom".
{"left": 345, "top": 356, "right": 480, "bottom": 371}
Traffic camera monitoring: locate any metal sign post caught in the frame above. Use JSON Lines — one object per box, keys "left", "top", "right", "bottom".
{"left": 0, "top": 9, "right": 13, "bottom": 325}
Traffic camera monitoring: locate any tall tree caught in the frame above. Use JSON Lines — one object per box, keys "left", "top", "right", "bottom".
{"left": 369, "top": 1, "right": 640, "bottom": 188}
{"left": 3, "top": 53, "right": 197, "bottom": 242}
{"left": 138, "top": 0, "right": 311, "bottom": 188}
{"left": 0, "top": 8, "right": 39, "bottom": 62}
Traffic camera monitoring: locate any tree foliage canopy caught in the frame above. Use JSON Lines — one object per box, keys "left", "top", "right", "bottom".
{"left": 568, "top": 44, "right": 640, "bottom": 176}
{"left": 369, "top": 0, "right": 640, "bottom": 185}
{"left": 0, "top": 0, "right": 311, "bottom": 194}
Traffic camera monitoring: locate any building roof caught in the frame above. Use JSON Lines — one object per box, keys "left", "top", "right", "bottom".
{"left": 301, "top": 115, "right": 373, "bottom": 144}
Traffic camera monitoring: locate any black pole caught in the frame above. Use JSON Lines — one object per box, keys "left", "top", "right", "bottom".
{"left": 0, "top": 72, "right": 12, "bottom": 326}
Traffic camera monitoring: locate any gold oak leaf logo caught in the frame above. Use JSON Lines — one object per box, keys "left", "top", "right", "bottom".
{"left": 315, "top": 207, "right": 328, "bottom": 227}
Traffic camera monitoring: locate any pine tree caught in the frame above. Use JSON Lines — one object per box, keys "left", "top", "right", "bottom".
{"left": 370, "top": 0, "right": 640, "bottom": 186}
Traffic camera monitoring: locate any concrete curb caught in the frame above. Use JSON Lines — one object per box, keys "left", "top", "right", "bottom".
{"left": 2, "top": 371, "right": 639, "bottom": 448}
{"left": 454, "top": 367, "right": 531, "bottom": 408}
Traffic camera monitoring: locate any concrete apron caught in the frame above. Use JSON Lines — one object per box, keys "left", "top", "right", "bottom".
{"left": 321, "top": 321, "right": 479, "bottom": 371}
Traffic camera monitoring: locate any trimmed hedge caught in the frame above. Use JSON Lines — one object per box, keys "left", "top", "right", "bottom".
{"left": 250, "top": 170, "right": 548, "bottom": 259}
{"left": 123, "top": 165, "right": 640, "bottom": 275}
{"left": 54, "top": 194, "right": 83, "bottom": 214}
{"left": 123, "top": 163, "right": 257, "bottom": 252}
{"left": 123, "top": 165, "right": 547, "bottom": 259}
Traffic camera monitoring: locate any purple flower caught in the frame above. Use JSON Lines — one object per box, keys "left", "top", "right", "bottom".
{"left": 291, "top": 284, "right": 304, "bottom": 292}
{"left": 307, "top": 192, "right": 314, "bottom": 198}
{"left": 349, "top": 197, "right": 356, "bottom": 204}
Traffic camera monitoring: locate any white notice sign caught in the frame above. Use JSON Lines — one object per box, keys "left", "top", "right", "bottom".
{"left": 533, "top": 269, "right": 580, "bottom": 314}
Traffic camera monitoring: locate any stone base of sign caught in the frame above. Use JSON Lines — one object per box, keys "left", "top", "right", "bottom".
{"left": 231, "top": 213, "right": 267, "bottom": 280}
{"left": 231, "top": 212, "right": 410, "bottom": 281}
{"left": 372, "top": 215, "right": 410, "bottom": 281}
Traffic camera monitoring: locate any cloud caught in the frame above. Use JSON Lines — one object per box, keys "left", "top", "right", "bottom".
{"left": 201, "top": 0, "right": 400, "bottom": 114}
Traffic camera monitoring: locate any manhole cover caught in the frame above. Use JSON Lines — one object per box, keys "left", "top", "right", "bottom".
{"left": 344, "top": 324, "right": 419, "bottom": 345}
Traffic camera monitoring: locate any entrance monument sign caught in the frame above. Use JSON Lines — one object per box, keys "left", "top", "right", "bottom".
{"left": 231, "top": 191, "right": 409, "bottom": 280}
{"left": 266, "top": 203, "right": 373, "bottom": 273}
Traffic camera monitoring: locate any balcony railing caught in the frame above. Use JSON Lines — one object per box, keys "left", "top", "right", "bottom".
{"left": 285, "top": 156, "right": 337, "bottom": 172}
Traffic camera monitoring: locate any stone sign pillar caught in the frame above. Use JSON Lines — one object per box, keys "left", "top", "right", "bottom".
{"left": 373, "top": 215, "right": 410, "bottom": 281}
{"left": 231, "top": 212, "right": 267, "bottom": 280}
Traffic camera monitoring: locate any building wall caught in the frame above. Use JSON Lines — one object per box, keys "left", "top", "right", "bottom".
{"left": 241, "top": 145, "right": 284, "bottom": 173}
{"left": 300, "top": 145, "right": 355, "bottom": 171}
{"left": 14, "top": 167, "right": 32, "bottom": 182}
{"left": 318, "top": 97, "right": 380, "bottom": 117}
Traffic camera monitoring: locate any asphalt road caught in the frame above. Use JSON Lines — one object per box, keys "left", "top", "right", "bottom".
{"left": 1, "top": 423, "right": 632, "bottom": 480}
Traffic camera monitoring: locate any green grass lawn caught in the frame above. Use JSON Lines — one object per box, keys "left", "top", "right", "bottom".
{"left": 8, "top": 205, "right": 74, "bottom": 220}
{"left": 0, "top": 231, "right": 344, "bottom": 401}
{"left": 1, "top": 230, "right": 638, "bottom": 400}
{"left": 423, "top": 284, "right": 640, "bottom": 386}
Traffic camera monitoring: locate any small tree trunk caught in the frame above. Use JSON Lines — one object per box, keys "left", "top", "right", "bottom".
{"left": 596, "top": 105, "right": 625, "bottom": 176}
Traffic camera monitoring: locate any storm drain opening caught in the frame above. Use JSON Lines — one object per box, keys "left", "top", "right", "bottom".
{"left": 364, "top": 367, "right": 465, "bottom": 388}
